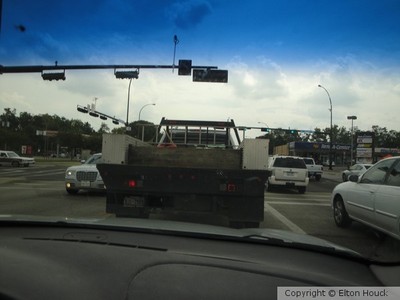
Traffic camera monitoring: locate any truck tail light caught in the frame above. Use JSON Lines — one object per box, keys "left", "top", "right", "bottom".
{"left": 227, "top": 183, "right": 236, "bottom": 192}
{"left": 219, "top": 183, "right": 237, "bottom": 192}
{"left": 128, "top": 180, "right": 136, "bottom": 188}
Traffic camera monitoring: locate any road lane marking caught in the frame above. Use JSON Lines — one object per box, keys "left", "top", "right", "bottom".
{"left": 264, "top": 202, "right": 306, "bottom": 235}
{"left": 0, "top": 186, "right": 62, "bottom": 191}
{"left": 29, "top": 170, "right": 66, "bottom": 177}
{"left": 265, "top": 192, "right": 331, "bottom": 198}
{"left": 267, "top": 201, "right": 330, "bottom": 206}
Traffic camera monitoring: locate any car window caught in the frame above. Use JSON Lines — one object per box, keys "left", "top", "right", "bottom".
{"left": 7, "top": 152, "right": 18, "bottom": 158}
{"left": 360, "top": 159, "right": 395, "bottom": 184}
{"left": 85, "top": 155, "right": 102, "bottom": 165}
{"left": 273, "top": 157, "right": 306, "bottom": 169}
{"left": 386, "top": 160, "right": 400, "bottom": 187}
{"left": 303, "top": 158, "right": 313, "bottom": 164}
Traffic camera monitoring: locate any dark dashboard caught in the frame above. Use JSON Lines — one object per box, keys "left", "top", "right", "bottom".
{"left": 1, "top": 223, "right": 399, "bottom": 300}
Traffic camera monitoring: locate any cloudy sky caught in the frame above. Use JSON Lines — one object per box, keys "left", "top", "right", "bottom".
{"left": 1, "top": 0, "right": 399, "bottom": 137}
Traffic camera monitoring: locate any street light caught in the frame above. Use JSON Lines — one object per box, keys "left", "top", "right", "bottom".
{"left": 318, "top": 84, "right": 333, "bottom": 170}
{"left": 347, "top": 115, "right": 357, "bottom": 165}
{"left": 258, "top": 121, "right": 270, "bottom": 127}
{"left": 114, "top": 69, "right": 139, "bottom": 127}
{"left": 138, "top": 103, "right": 156, "bottom": 120}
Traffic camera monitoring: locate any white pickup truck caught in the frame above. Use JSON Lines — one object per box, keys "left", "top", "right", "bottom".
{"left": 302, "top": 157, "right": 323, "bottom": 181}
{"left": 0, "top": 150, "right": 35, "bottom": 167}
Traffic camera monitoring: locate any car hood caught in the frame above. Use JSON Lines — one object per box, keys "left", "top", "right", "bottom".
{"left": 66, "top": 164, "right": 99, "bottom": 171}
{"left": 0, "top": 214, "right": 361, "bottom": 259}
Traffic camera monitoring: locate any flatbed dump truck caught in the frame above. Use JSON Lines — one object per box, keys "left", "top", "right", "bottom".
{"left": 97, "top": 118, "right": 269, "bottom": 228}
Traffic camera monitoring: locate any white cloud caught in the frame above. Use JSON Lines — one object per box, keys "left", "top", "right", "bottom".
{"left": 1, "top": 57, "right": 399, "bottom": 136}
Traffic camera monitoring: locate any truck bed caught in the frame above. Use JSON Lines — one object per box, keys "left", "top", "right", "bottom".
{"left": 128, "top": 146, "right": 242, "bottom": 169}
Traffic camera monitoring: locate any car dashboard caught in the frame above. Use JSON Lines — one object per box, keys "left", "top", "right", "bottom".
{"left": 0, "top": 223, "right": 399, "bottom": 300}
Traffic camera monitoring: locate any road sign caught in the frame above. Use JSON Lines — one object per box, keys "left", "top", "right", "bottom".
{"left": 193, "top": 69, "right": 228, "bottom": 83}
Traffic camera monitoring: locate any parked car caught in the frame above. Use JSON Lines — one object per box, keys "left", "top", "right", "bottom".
{"left": 331, "top": 156, "right": 400, "bottom": 240}
{"left": 266, "top": 155, "right": 309, "bottom": 193}
{"left": 0, "top": 150, "right": 35, "bottom": 167}
{"left": 302, "top": 157, "right": 323, "bottom": 181}
{"left": 341, "top": 163, "right": 374, "bottom": 181}
{"left": 65, "top": 153, "right": 105, "bottom": 194}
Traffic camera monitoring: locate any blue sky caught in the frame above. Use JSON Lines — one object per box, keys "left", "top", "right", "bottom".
{"left": 1, "top": 0, "right": 400, "bottom": 135}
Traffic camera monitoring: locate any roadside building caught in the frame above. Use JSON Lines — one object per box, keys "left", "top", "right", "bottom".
{"left": 273, "top": 142, "right": 399, "bottom": 165}
{"left": 273, "top": 142, "right": 351, "bottom": 166}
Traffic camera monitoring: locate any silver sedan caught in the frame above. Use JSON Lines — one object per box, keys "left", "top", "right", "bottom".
{"left": 342, "top": 163, "right": 373, "bottom": 182}
{"left": 331, "top": 157, "right": 400, "bottom": 240}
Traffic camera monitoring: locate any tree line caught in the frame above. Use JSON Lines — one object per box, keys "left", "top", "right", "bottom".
{"left": 0, "top": 108, "right": 156, "bottom": 157}
{"left": 1, "top": 108, "right": 399, "bottom": 156}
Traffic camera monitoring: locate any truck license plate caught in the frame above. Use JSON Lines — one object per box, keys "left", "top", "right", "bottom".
{"left": 81, "top": 181, "right": 91, "bottom": 187}
{"left": 123, "top": 196, "right": 145, "bottom": 208}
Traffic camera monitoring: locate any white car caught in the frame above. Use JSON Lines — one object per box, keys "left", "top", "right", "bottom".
{"left": 341, "top": 163, "right": 373, "bottom": 181}
{"left": 0, "top": 150, "right": 35, "bottom": 167}
{"left": 331, "top": 156, "right": 400, "bottom": 240}
{"left": 65, "top": 153, "right": 105, "bottom": 194}
{"left": 266, "top": 155, "right": 309, "bottom": 194}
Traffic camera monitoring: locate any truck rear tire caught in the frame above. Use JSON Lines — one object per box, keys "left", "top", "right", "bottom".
{"left": 315, "top": 174, "right": 321, "bottom": 181}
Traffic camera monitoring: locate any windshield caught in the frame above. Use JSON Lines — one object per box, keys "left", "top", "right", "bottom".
{"left": 85, "top": 154, "right": 102, "bottom": 165}
{"left": 274, "top": 157, "right": 307, "bottom": 169}
{"left": 303, "top": 158, "right": 314, "bottom": 165}
{"left": 7, "top": 152, "right": 19, "bottom": 158}
{"left": 1, "top": 0, "right": 400, "bottom": 265}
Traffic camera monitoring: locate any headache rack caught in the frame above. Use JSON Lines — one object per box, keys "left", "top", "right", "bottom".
{"left": 157, "top": 118, "right": 241, "bottom": 148}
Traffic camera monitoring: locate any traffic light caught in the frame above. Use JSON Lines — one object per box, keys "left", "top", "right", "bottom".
{"left": 41, "top": 71, "right": 66, "bottom": 81}
{"left": 178, "top": 59, "right": 192, "bottom": 75}
{"left": 77, "top": 105, "right": 88, "bottom": 113}
{"left": 114, "top": 70, "right": 139, "bottom": 79}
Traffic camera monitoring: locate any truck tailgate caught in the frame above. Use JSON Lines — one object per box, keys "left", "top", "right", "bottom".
{"left": 274, "top": 168, "right": 307, "bottom": 181}
{"left": 97, "top": 164, "right": 268, "bottom": 197}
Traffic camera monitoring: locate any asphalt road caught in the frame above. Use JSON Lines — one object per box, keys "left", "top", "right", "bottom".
{"left": 0, "top": 163, "right": 399, "bottom": 262}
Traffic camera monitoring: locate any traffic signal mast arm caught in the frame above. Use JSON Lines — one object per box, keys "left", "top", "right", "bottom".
{"left": 237, "top": 126, "right": 314, "bottom": 134}
{"left": 0, "top": 61, "right": 227, "bottom": 82}
{"left": 0, "top": 63, "right": 218, "bottom": 74}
